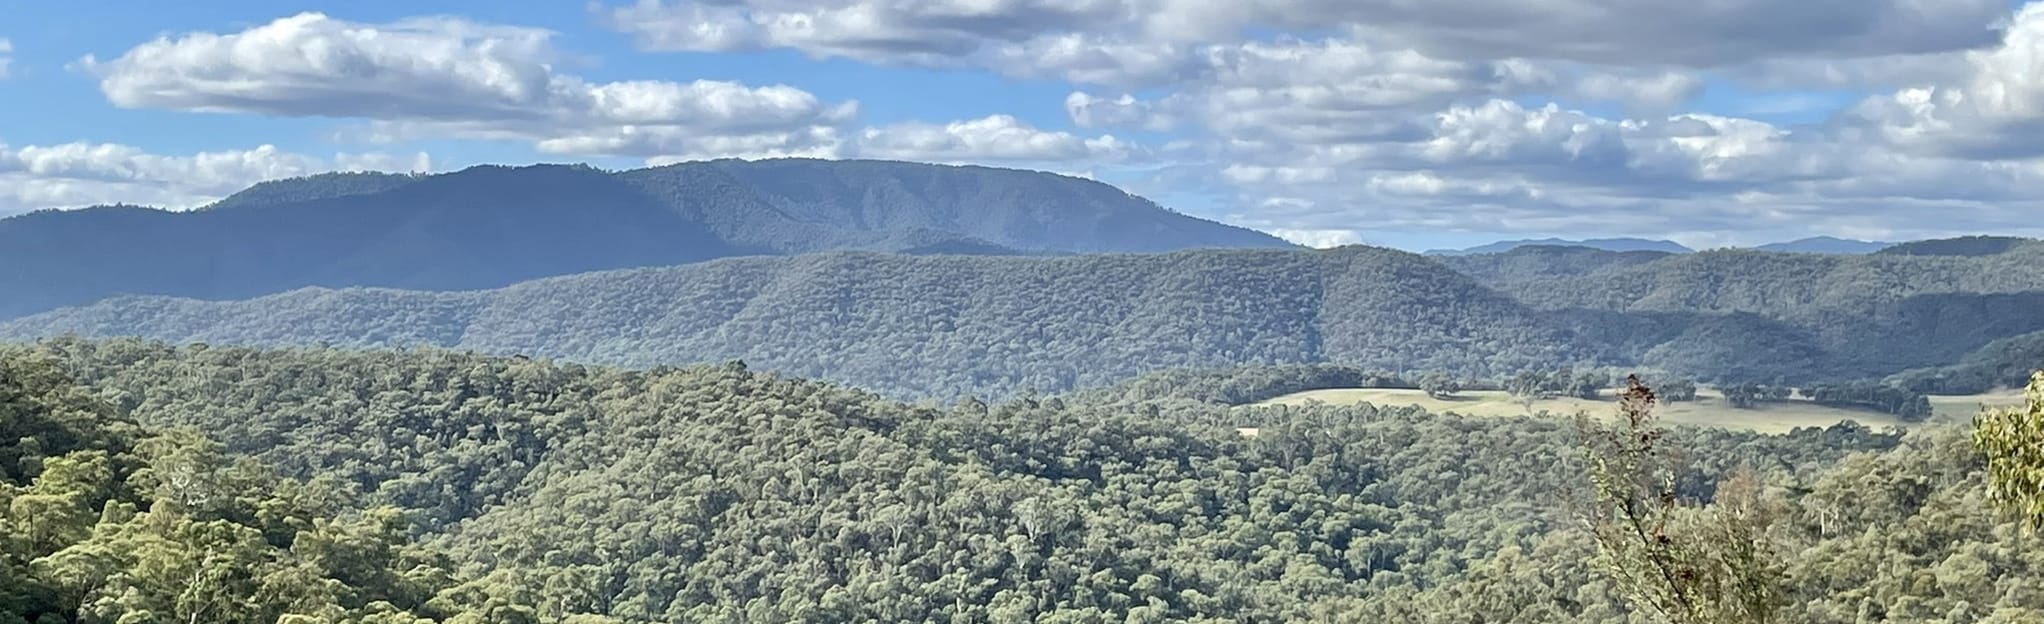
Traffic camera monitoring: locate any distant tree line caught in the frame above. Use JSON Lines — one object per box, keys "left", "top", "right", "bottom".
{"left": 1804, "top": 380, "right": 1934, "bottom": 422}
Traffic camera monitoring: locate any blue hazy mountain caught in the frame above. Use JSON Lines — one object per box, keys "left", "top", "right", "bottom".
{"left": 1752, "top": 236, "right": 1892, "bottom": 254}
{"left": 1425, "top": 237, "right": 1693, "bottom": 256}
{"left": 0, "top": 159, "right": 1293, "bottom": 319}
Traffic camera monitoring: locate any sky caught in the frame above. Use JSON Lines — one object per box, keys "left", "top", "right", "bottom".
{"left": 4, "top": 1, "right": 2044, "bottom": 251}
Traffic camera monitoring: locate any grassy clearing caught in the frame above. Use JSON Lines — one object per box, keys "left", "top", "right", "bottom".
{"left": 1251, "top": 387, "right": 2027, "bottom": 434}
{"left": 1929, "top": 390, "right": 2027, "bottom": 421}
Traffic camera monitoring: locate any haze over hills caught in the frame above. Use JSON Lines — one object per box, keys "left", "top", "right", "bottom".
{"left": 0, "top": 159, "right": 1292, "bottom": 319}
{"left": 1430, "top": 235, "right": 1899, "bottom": 256}
{"left": 1752, "top": 236, "right": 1892, "bottom": 254}
{"left": 13, "top": 241, "right": 2044, "bottom": 397}
{"left": 0, "top": 247, "right": 1586, "bottom": 398}
{"left": 1875, "top": 235, "right": 2034, "bottom": 257}
{"left": 1424, "top": 237, "right": 1694, "bottom": 255}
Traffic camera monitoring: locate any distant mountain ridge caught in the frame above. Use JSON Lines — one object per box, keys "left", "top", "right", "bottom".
{"left": 1430, "top": 235, "right": 1912, "bottom": 256}
{"left": 1425, "top": 238, "right": 1694, "bottom": 256}
{"left": 1752, "top": 236, "right": 1892, "bottom": 254}
{"left": 0, "top": 159, "right": 1293, "bottom": 319}
{"left": 1876, "top": 236, "right": 2035, "bottom": 257}
{"left": 0, "top": 247, "right": 1586, "bottom": 398}
{"left": 12, "top": 242, "right": 2044, "bottom": 397}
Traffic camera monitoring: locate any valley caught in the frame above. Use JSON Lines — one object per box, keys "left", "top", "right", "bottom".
{"left": 6, "top": 164, "right": 2044, "bottom": 623}
{"left": 15, "top": 0, "right": 2044, "bottom": 619}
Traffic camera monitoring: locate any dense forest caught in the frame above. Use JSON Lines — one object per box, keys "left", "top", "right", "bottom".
{"left": 0, "top": 248, "right": 1588, "bottom": 398}
{"left": 4, "top": 338, "right": 2042, "bottom": 622}
{"left": 0, "top": 160, "right": 1290, "bottom": 319}
{"left": 11, "top": 241, "right": 2044, "bottom": 398}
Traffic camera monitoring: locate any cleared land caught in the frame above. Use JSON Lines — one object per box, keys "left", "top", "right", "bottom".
{"left": 1252, "top": 388, "right": 2027, "bottom": 434}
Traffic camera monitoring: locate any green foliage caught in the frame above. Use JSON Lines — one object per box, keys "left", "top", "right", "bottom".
{"left": 1804, "top": 381, "right": 1933, "bottom": 422}
{"left": 1502, "top": 368, "right": 1613, "bottom": 400}
{"left": 1489, "top": 246, "right": 2044, "bottom": 382}
{"left": 0, "top": 349, "right": 548, "bottom": 623}
{"left": 1974, "top": 371, "right": 2044, "bottom": 529}
{"left": 1719, "top": 385, "right": 1792, "bottom": 410}
{"left": 1890, "top": 328, "right": 2044, "bottom": 394}
{"left": 1576, "top": 377, "right": 1789, "bottom": 624}
{"left": 14, "top": 340, "right": 1978, "bottom": 623}
{"left": 7, "top": 340, "right": 2044, "bottom": 623}
{"left": 1418, "top": 371, "right": 1462, "bottom": 398}
{"left": 1075, "top": 364, "right": 1410, "bottom": 405}
{"left": 201, "top": 172, "right": 422, "bottom": 211}
{"left": 3, "top": 249, "right": 1590, "bottom": 398}
{"left": 1876, "top": 236, "right": 2035, "bottom": 257}
{"left": 18, "top": 241, "right": 2044, "bottom": 403}
{"left": 1659, "top": 379, "right": 1699, "bottom": 402}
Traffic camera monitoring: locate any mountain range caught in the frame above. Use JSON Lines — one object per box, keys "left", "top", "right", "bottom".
{"left": 1753, "top": 236, "right": 1893, "bottom": 254}
{"left": 0, "top": 159, "right": 1291, "bottom": 319}
{"left": 7, "top": 159, "right": 2042, "bottom": 398}
{"left": 1427, "top": 236, "right": 1897, "bottom": 256}
{"left": 1425, "top": 237, "right": 1694, "bottom": 255}
{"left": 11, "top": 241, "right": 2044, "bottom": 398}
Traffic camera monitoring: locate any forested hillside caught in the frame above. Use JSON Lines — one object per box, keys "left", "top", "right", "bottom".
{"left": 1424, "top": 237, "right": 1692, "bottom": 255}
{"left": 1, "top": 248, "right": 1587, "bottom": 398}
{"left": 15, "top": 241, "right": 2044, "bottom": 397}
{"left": 1456, "top": 243, "right": 2044, "bottom": 383}
{"left": 0, "top": 347, "right": 553, "bottom": 622}
{"left": 1753, "top": 236, "right": 1892, "bottom": 254}
{"left": 0, "top": 159, "right": 1289, "bottom": 319}
{"left": 5, "top": 339, "right": 2039, "bottom": 623}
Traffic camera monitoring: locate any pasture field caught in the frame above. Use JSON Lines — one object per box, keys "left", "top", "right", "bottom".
{"left": 1251, "top": 387, "right": 2027, "bottom": 434}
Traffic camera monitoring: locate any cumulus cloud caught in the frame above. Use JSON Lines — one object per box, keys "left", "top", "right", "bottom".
{"left": 1305, "top": 0, "right": 2006, "bottom": 66}
{"left": 0, "top": 141, "right": 430, "bottom": 215}
{"left": 857, "top": 114, "right": 1138, "bottom": 162}
{"left": 1065, "top": 92, "right": 1174, "bottom": 130}
{"left": 601, "top": 0, "right": 1130, "bottom": 64}
{"left": 1845, "top": 4, "right": 2044, "bottom": 159}
{"left": 1267, "top": 228, "right": 1363, "bottom": 249}
{"left": 580, "top": 0, "right": 2044, "bottom": 245}
{"left": 80, "top": 13, "right": 857, "bottom": 159}
{"left": 48, "top": 1, "right": 2044, "bottom": 245}
{"left": 602, "top": 0, "right": 2007, "bottom": 70}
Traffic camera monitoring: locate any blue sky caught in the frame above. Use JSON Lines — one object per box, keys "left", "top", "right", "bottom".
{"left": 5, "top": 0, "right": 2044, "bottom": 251}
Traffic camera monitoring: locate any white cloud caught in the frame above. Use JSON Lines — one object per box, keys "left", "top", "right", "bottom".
{"left": 80, "top": 13, "right": 857, "bottom": 159}
{"left": 601, "top": 0, "right": 1130, "bottom": 64}
{"left": 0, "top": 38, "right": 12, "bottom": 79}
{"left": 42, "top": 2, "right": 2044, "bottom": 246}
{"left": 1065, "top": 92, "right": 1174, "bottom": 130}
{"left": 567, "top": 0, "right": 2044, "bottom": 244}
{"left": 989, "top": 34, "right": 1196, "bottom": 87}
{"left": 602, "top": 0, "right": 2008, "bottom": 71}
{"left": 1563, "top": 69, "right": 1706, "bottom": 114}
{"left": 856, "top": 114, "right": 1138, "bottom": 162}
{"left": 1305, "top": 0, "right": 2007, "bottom": 67}
{"left": 0, "top": 141, "right": 430, "bottom": 215}
{"left": 1732, "top": 52, "right": 1971, "bottom": 91}
{"left": 1267, "top": 228, "right": 1363, "bottom": 248}
{"left": 1847, "top": 4, "right": 2044, "bottom": 159}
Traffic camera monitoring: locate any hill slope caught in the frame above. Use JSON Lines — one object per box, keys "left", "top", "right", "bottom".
{"left": 13, "top": 339, "right": 2030, "bottom": 623}
{"left": 13, "top": 243, "right": 2044, "bottom": 395}
{"left": 1875, "top": 235, "right": 2036, "bottom": 257}
{"left": 0, "top": 159, "right": 1291, "bottom": 319}
{"left": 0, "top": 247, "right": 1584, "bottom": 397}
{"left": 1425, "top": 237, "right": 1692, "bottom": 255}
{"left": 1498, "top": 245, "right": 2044, "bottom": 381}
{"left": 633, "top": 159, "right": 1288, "bottom": 254}
{"left": 1752, "top": 236, "right": 1891, "bottom": 254}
